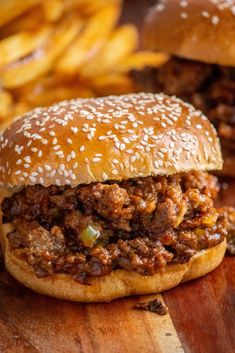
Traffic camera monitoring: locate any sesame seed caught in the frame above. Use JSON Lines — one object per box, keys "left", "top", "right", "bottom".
{"left": 211, "top": 15, "right": 219, "bottom": 25}
{"left": 30, "top": 176, "right": 37, "bottom": 183}
{"left": 71, "top": 127, "right": 78, "bottom": 133}
{"left": 157, "top": 152, "right": 164, "bottom": 159}
{"left": 24, "top": 156, "right": 31, "bottom": 163}
{"left": 160, "top": 148, "right": 167, "bottom": 153}
{"left": 123, "top": 137, "right": 130, "bottom": 144}
{"left": 126, "top": 149, "right": 133, "bottom": 154}
{"left": 55, "top": 179, "right": 61, "bottom": 186}
{"left": 202, "top": 11, "right": 210, "bottom": 18}
{"left": 112, "top": 159, "right": 119, "bottom": 164}
{"left": 71, "top": 151, "right": 76, "bottom": 159}
{"left": 156, "top": 4, "right": 165, "bottom": 12}
{"left": 120, "top": 143, "right": 125, "bottom": 151}
{"left": 143, "top": 135, "right": 148, "bottom": 142}
{"left": 180, "top": 0, "right": 188, "bottom": 7}
{"left": 154, "top": 161, "right": 159, "bottom": 169}
{"left": 181, "top": 12, "right": 188, "bottom": 19}
{"left": 130, "top": 156, "right": 136, "bottom": 163}
{"left": 53, "top": 145, "right": 60, "bottom": 151}
{"left": 98, "top": 136, "right": 106, "bottom": 141}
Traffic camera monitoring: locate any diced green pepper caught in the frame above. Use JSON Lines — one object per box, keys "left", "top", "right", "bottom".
{"left": 79, "top": 224, "right": 100, "bottom": 247}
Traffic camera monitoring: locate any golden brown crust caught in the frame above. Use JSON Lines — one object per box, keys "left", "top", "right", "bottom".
{"left": 1, "top": 223, "right": 226, "bottom": 302}
{"left": 0, "top": 93, "right": 222, "bottom": 189}
{"left": 144, "top": 0, "right": 235, "bottom": 67}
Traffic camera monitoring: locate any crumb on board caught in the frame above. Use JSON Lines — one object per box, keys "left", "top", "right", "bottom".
{"left": 134, "top": 298, "right": 168, "bottom": 315}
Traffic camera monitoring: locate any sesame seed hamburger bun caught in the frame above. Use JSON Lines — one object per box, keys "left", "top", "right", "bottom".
{"left": 0, "top": 93, "right": 222, "bottom": 188}
{"left": 144, "top": 0, "right": 235, "bottom": 67}
{"left": 0, "top": 93, "right": 226, "bottom": 302}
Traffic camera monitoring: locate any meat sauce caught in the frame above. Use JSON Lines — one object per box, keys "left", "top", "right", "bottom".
{"left": 2, "top": 172, "right": 228, "bottom": 282}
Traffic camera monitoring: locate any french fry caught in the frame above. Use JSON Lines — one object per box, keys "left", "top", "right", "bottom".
{"left": 80, "top": 25, "right": 138, "bottom": 79}
{"left": 56, "top": 5, "right": 121, "bottom": 74}
{"left": 73, "top": 0, "right": 122, "bottom": 16}
{"left": 18, "top": 77, "right": 95, "bottom": 107}
{"left": 0, "top": 90, "right": 13, "bottom": 120}
{"left": 0, "top": 26, "right": 52, "bottom": 67}
{"left": 0, "top": 16, "right": 83, "bottom": 88}
{"left": 13, "top": 102, "right": 30, "bottom": 120}
{"left": 42, "top": 0, "right": 64, "bottom": 22}
{"left": 0, "top": 0, "right": 39, "bottom": 27}
{"left": 116, "top": 52, "right": 169, "bottom": 73}
{"left": 91, "top": 73, "right": 134, "bottom": 96}
{"left": 0, "top": 6, "right": 45, "bottom": 38}
{"left": 0, "top": 0, "right": 167, "bottom": 127}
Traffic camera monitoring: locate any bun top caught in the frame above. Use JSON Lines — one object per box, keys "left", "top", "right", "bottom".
{"left": 144, "top": 0, "right": 235, "bottom": 67}
{"left": 0, "top": 93, "right": 222, "bottom": 189}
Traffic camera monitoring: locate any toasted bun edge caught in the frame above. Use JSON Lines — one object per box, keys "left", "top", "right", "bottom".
{"left": 1, "top": 223, "right": 226, "bottom": 302}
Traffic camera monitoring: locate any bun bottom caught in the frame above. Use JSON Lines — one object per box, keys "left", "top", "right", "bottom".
{"left": 1, "top": 224, "right": 226, "bottom": 302}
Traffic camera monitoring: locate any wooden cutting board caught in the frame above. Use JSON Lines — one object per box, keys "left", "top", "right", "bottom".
{"left": 0, "top": 179, "right": 234, "bottom": 353}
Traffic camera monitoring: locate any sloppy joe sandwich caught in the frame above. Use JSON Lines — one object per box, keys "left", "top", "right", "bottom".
{"left": 0, "top": 93, "right": 228, "bottom": 302}
{"left": 133, "top": 0, "right": 235, "bottom": 175}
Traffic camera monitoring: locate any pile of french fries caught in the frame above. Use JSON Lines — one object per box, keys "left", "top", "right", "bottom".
{"left": 0, "top": 0, "right": 167, "bottom": 129}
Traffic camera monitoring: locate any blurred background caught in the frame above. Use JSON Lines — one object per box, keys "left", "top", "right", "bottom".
{"left": 0, "top": 0, "right": 166, "bottom": 130}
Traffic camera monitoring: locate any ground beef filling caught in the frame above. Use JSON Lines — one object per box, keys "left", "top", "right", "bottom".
{"left": 222, "top": 207, "right": 235, "bottom": 255}
{"left": 132, "top": 57, "right": 235, "bottom": 149}
{"left": 2, "top": 172, "right": 227, "bottom": 283}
